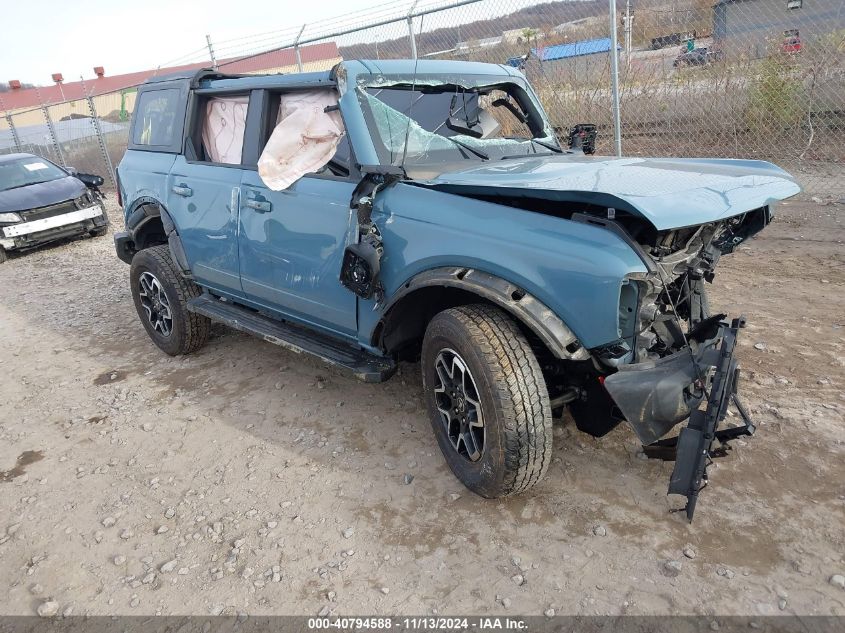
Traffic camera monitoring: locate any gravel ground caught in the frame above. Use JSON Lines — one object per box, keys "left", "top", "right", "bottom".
{"left": 0, "top": 198, "right": 843, "bottom": 617}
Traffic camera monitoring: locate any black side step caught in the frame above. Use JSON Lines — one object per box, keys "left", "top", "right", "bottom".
{"left": 187, "top": 295, "right": 396, "bottom": 383}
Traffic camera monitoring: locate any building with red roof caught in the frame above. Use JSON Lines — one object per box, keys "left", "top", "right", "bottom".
{"left": 1, "top": 41, "right": 341, "bottom": 115}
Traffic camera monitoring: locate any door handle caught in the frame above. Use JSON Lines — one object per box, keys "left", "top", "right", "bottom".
{"left": 245, "top": 199, "right": 272, "bottom": 213}
{"left": 171, "top": 185, "right": 193, "bottom": 197}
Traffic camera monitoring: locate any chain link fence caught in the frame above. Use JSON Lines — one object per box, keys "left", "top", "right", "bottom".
{"left": 1, "top": 0, "right": 842, "bottom": 197}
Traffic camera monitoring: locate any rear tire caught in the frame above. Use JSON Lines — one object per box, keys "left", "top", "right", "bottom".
{"left": 0, "top": 247, "right": 6, "bottom": 264}
{"left": 421, "top": 304, "right": 553, "bottom": 498}
{"left": 130, "top": 245, "right": 210, "bottom": 355}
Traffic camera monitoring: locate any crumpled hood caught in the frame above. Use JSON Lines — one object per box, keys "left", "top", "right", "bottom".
{"left": 0, "top": 176, "right": 86, "bottom": 214}
{"left": 417, "top": 155, "right": 801, "bottom": 230}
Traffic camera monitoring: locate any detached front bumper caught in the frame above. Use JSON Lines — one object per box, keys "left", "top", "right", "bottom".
{"left": 603, "top": 317, "right": 755, "bottom": 520}
{"left": 0, "top": 204, "right": 107, "bottom": 251}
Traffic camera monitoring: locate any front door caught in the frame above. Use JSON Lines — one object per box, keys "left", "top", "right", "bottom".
{"left": 238, "top": 170, "right": 357, "bottom": 338}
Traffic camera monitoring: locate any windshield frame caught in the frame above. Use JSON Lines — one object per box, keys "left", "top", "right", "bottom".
{"left": 0, "top": 156, "right": 69, "bottom": 193}
{"left": 354, "top": 73, "right": 560, "bottom": 169}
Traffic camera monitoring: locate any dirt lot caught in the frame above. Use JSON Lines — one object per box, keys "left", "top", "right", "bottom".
{"left": 0, "top": 198, "right": 843, "bottom": 618}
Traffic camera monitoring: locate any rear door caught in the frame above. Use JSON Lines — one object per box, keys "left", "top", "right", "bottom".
{"left": 165, "top": 90, "right": 252, "bottom": 297}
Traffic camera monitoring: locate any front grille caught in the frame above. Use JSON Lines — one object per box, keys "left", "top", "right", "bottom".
{"left": 20, "top": 199, "right": 79, "bottom": 222}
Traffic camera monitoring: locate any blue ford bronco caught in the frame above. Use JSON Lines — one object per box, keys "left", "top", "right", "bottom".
{"left": 114, "top": 60, "right": 800, "bottom": 517}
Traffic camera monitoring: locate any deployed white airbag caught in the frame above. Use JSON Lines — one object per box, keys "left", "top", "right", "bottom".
{"left": 202, "top": 96, "right": 249, "bottom": 164}
{"left": 258, "top": 90, "right": 344, "bottom": 191}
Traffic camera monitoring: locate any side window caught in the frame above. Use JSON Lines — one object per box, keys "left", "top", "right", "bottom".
{"left": 256, "top": 89, "right": 349, "bottom": 190}
{"left": 196, "top": 95, "right": 250, "bottom": 165}
{"left": 133, "top": 89, "right": 180, "bottom": 147}
{"left": 329, "top": 134, "right": 351, "bottom": 174}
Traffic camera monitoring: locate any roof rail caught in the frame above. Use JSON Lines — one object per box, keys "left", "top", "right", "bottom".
{"left": 143, "top": 67, "right": 253, "bottom": 87}
{"left": 189, "top": 68, "right": 253, "bottom": 88}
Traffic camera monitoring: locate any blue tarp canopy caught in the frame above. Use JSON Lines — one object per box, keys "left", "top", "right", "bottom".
{"left": 533, "top": 37, "right": 620, "bottom": 62}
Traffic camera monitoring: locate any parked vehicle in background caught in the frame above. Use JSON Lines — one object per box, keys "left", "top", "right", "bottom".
{"left": 0, "top": 153, "right": 108, "bottom": 263}
{"left": 505, "top": 54, "right": 529, "bottom": 70}
{"left": 114, "top": 60, "right": 800, "bottom": 518}
{"left": 651, "top": 32, "right": 691, "bottom": 50}
{"left": 673, "top": 47, "right": 723, "bottom": 67}
{"left": 782, "top": 35, "right": 802, "bottom": 54}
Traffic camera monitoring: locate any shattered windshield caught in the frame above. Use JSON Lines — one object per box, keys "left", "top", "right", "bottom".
{"left": 357, "top": 77, "right": 560, "bottom": 166}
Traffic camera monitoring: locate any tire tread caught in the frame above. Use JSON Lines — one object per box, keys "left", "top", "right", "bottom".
{"left": 428, "top": 304, "right": 552, "bottom": 496}
{"left": 132, "top": 244, "right": 210, "bottom": 355}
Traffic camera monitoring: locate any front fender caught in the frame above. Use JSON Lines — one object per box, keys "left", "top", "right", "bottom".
{"left": 362, "top": 184, "right": 648, "bottom": 350}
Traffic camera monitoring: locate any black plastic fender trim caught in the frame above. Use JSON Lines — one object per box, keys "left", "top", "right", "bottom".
{"left": 377, "top": 267, "right": 590, "bottom": 361}
{"left": 114, "top": 231, "right": 134, "bottom": 265}
{"left": 125, "top": 197, "right": 165, "bottom": 231}
{"left": 124, "top": 199, "right": 191, "bottom": 275}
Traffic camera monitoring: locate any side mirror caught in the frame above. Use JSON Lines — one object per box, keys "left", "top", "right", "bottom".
{"left": 340, "top": 233, "right": 383, "bottom": 299}
{"left": 76, "top": 172, "right": 105, "bottom": 188}
{"left": 568, "top": 123, "right": 597, "bottom": 155}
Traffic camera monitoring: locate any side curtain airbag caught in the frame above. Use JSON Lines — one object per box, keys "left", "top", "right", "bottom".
{"left": 258, "top": 90, "right": 344, "bottom": 191}
{"left": 202, "top": 96, "right": 249, "bottom": 164}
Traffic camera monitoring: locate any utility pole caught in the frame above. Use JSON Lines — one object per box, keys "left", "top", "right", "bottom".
{"left": 624, "top": 0, "right": 632, "bottom": 60}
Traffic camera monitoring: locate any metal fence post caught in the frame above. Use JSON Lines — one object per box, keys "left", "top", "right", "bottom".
{"left": 407, "top": 17, "right": 418, "bottom": 59}
{"left": 294, "top": 24, "right": 306, "bottom": 72}
{"left": 86, "top": 95, "right": 116, "bottom": 187}
{"left": 407, "top": 1, "right": 419, "bottom": 59}
{"left": 40, "top": 103, "right": 66, "bottom": 167}
{"left": 206, "top": 34, "right": 218, "bottom": 70}
{"left": 5, "top": 115, "right": 22, "bottom": 153}
{"left": 608, "top": 0, "right": 623, "bottom": 157}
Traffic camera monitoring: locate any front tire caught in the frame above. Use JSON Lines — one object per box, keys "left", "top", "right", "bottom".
{"left": 130, "top": 245, "right": 210, "bottom": 355}
{"left": 422, "top": 304, "right": 553, "bottom": 498}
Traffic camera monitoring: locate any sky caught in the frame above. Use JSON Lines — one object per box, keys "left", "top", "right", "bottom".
{"left": 0, "top": 0, "right": 407, "bottom": 84}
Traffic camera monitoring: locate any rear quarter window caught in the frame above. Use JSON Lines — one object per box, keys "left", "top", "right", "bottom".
{"left": 132, "top": 88, "right": 182, "bottom": 149}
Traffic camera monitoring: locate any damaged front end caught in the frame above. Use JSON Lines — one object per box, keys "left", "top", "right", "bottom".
{"left": 595, "top": 207, "right": 770, "bottom": 520}
{"left": 604, "top": 316, "right": 755, "bottom": 520}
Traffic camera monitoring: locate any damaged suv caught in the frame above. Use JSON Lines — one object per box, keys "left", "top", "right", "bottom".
{"left": 0, "top": 153, "right": 107, "bottom": 262}
{"left": 114, "top": 60, "right": 800, "bottom": 518}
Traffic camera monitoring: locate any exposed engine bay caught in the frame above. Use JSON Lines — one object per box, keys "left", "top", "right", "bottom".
{"left": 615, "top": 205, "right": 771, "bottom": 364}
{"left": 433, "top": 188, "right": 771, "bottom": 367}
{"left": 574, "top": 207, "right": 767, "bottom": 519}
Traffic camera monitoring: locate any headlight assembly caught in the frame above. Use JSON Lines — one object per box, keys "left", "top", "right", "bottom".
{"left": 0, "top": 212, "right": 22, "bottom": 223}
